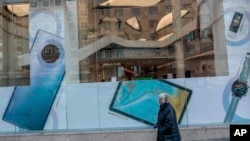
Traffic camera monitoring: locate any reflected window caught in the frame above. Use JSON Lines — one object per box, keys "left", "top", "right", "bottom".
{"left": 80, "top": 22, "right": 88, "bottom": 29}
{"left": 166, "top": 6, "right": 173, "bottom": 13}
{"left": 184, "top": 32, "right": 195, "bottom": 41}
{"left": 101, "top": 50, "right": 111, "bottom": 58}
{"left": 114, "top": 9, "right": 123, "bottom": 17}
{"left": 42, "top": 0, "right": 50, "bottom": 7}
{"left": 132, "top": 8, "right": 140, "bottom": 16}
{"left": 15, "top": 39, "right": 21, "bottom": 46}
{"left": 168, "top": 46, "right": 175, "bottom": 56}
{"left": 100, "top": 9, "right": 110, "bottom": 16}
{"left": 69, "top": 34, "right": 76, "bottom": 41}
{"left": 30, "top": 1, "right": 37, "bottom": 8}
{"left": 55, "top": 0, "right": 62, "bottom": 6}
{"left": 17, "top": 46, "right": 22, "bottom": 55}
{"left": 200, "top": 15, "right": 210, "bottom": 24}
{"left": 148, "top": 7, "right": 158, "bottom": 15}
{"left": 69, "top": 22, "right": 76, "bottom": 29}
{"left": 68, "top": 10, "right": 75, "bottom": 17}
{"left": 186, "top": 45, "right": 195, "bottom": 55}
{"left": 30, "top": 1, "right": 38, "bottom": 8}
{"left": 200, "top": 2, "right": 208, "bottom": 9}
{"left": 201, "top": 29, "right": 212, "bottom": 38}
{"left": 15, "top": 28, "right": 21, "bottom": 35}
{"left": 80, "top": 33, "right": 88, "bottom": 41}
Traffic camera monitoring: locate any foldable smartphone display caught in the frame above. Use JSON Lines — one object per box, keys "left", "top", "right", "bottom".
{"left": 3, "top": 30, "right": 65, "bottom": 130}
{"left": 109, "top": 80, "right": 192, "bottom": 125}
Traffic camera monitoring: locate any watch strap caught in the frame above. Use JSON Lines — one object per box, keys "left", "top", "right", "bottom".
{"left": 239, "top": 53, "right": 250, "bottom": 82}
{"left": 224, "top": 96, "right": 240, "bottom": 123}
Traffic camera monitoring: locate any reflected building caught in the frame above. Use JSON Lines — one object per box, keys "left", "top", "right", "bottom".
{"left": 0, "top": 4, "right": 29, "bottom": 86}
{"left": 0, "top": 0, "right": 228, "bottom": 86}
{"left": 79, "top": 0, "right": 228, "bottom": 82}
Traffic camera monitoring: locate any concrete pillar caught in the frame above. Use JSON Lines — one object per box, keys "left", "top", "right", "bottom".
{"left": 171, "top": 0, "right": 185, "bottom": 78}
{"left": 175, "top": 41, "right": 185, "bottom": 78}
{"left": 209, "top": 0, "right": 228, "bottom": 76}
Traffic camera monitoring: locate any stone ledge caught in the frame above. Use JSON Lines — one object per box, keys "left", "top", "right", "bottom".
{"left": 0, "top": 125, "right": 230, "bottom": 141}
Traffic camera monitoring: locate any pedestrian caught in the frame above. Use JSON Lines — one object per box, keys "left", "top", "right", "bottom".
{"left": 156, "top": 93, "right": 181, "bottom": 141}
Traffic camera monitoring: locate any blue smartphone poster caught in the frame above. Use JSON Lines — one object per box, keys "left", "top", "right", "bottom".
{"left": 3, "top": 30, "right": 65, "bottom": 130}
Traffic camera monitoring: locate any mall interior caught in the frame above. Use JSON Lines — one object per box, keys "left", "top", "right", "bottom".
{"left": 0, "top": 0, "right": 233, "bottom": 140}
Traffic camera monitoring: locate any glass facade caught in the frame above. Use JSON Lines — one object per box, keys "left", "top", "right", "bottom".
{"left": 0, "top": 0, "right": 249, "bottom": 133}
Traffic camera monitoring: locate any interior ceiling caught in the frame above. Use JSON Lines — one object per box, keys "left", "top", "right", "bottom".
{"left": 7, "top": 4, "right": 29, "bottom": 17}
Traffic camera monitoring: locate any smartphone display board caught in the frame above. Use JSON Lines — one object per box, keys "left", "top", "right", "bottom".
{"left": 229, "top": 12, "right": 243, "bottom": 33}
{"left": 2, "top": 30, "right": 65, "bottom": 130}
{"left": 109, "top": 80, "right": 192, "bottom": 125}
{"left": 227, "top": 6, "right": 245, "bottom": 38}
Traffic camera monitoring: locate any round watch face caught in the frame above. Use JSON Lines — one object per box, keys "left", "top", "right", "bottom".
{"left": 231, "top": 80, "right": 248, "bottom": 97}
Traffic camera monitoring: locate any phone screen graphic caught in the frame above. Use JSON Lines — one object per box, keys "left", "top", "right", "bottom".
{"left": 109, "top": 80, "right": 192, "bottom": 125}
{"left": 229, "top": 11, "right": 243, "bottom": 33}
{"left": 2, "top": 30, "right": 65, "bottom": 130}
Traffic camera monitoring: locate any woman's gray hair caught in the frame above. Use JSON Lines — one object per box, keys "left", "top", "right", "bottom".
{"left": 159, "top": 93, "right": 170, "bottom": 103}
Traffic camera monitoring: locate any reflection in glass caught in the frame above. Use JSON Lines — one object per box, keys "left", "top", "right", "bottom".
{"left": 0, "top": 0, "right": 228, "bottom": 86}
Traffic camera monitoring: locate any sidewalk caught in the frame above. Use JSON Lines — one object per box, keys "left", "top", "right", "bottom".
{"left": 0, "top": 125, "right": 230, "bottom": 141}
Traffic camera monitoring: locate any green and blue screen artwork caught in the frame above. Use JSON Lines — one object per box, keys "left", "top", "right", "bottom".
{"left": 109, "top": 80, "right": 192, "bottom": 125}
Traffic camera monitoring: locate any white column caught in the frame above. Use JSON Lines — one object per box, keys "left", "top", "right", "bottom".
{"left": 64, "top": 0, "right": 80, "bottom": 83}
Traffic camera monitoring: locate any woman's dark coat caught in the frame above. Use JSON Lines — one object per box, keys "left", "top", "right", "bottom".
{"left": 157, "top": 102, "right": 181, "bottom": 141}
